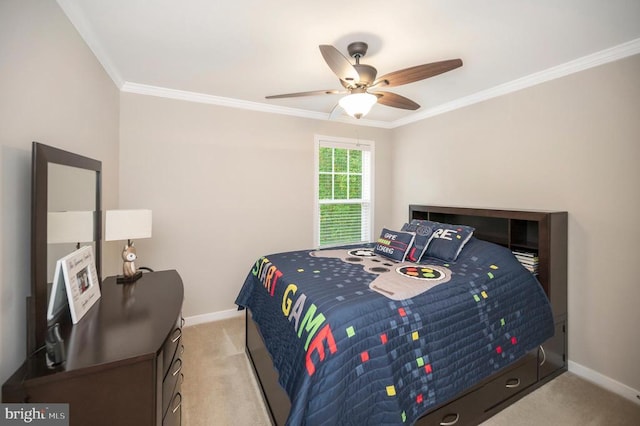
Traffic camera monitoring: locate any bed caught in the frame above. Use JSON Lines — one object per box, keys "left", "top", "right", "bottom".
{"left": 236, "top": 206, "right": 568, "bottom": 425}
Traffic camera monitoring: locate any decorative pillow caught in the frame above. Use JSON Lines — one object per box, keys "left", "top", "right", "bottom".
{"left": 423, "top": 222, "right": 475, "bottom": 262}
{"left": 374, "top": 228, "right": 415, "bottom": 262}
{"left": 401, "top": 220, "right": 436, "bottom": 262}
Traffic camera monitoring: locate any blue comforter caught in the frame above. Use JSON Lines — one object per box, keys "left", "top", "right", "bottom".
{"left": 235, "top": 238, "right": 554, "bottom": 425}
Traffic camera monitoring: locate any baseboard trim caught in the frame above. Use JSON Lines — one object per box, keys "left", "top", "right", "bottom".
{"left": 183, "top": 309, "right": 243, "bottom": 327}
{"left": 568, "top": 360, "right": 640, "bottom": 405}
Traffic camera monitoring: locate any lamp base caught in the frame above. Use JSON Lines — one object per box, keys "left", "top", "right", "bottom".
{"left": 116, "top": 271, "right": 143, "bottom": 284}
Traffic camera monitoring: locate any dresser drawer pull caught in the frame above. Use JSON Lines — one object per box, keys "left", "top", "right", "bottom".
{"left": 172, "top": 359, "right": 183, "bottom": 377}
{"left": 181, "top": 317, "right": 185, "bottom": 327}
{"left": 505, "top": 378, "right": 521, "bottom": 389}
{"left": 172, "top": 393, "right": 182, "bottom": 414}
{"left": 440, "top": 413, "right": 459, "bottom": 426}
{"left": 539, "top": 345, "right": 547, "bottom": 366}
{"left": 180, "top": 345, "right": 184, "bottom": 356}
{"left": 171, "top": 328, "right": 182, "bottom": 343}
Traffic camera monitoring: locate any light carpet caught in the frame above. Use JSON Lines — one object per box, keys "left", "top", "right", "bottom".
{"left": 181, "top": 316, "right": 640, "bottom": 425}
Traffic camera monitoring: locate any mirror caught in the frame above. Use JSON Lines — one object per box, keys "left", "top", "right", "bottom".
{"left": 29, "top": 142, "right": 102, "bottom": 356}
{"left": 47, "top": 164, "right": 97, "bottom": 282}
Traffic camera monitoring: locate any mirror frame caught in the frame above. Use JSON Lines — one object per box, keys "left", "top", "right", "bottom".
{"left": 28, "top": 142, "right": 102, "bottom": 356}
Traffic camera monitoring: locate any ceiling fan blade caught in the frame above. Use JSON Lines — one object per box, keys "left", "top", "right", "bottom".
{"left": 266, "top": 89, "right": 345, "bottom": 99}
{"left": 319, "top": 45, "right": 360, "bottom": 84}
{"left": 374, "top": 59, "right": 463, "bottom": 87}
{"left": 372, "top": 91, "right": 420, "bottom": 110}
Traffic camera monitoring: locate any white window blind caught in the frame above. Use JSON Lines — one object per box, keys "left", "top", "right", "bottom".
{"left": 314, "top": 135, "right": 374, "bottom": 248}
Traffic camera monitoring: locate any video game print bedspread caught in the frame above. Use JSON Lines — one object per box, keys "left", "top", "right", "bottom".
{"left": 235, "top": 238, "right": 554, "bottom": 425}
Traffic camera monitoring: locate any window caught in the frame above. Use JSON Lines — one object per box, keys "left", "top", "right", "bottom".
{"left": 314, "top": 135, "right": 374, "bottom": 247}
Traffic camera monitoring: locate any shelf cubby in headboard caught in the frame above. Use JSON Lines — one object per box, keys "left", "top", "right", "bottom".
{"left": 408, "top": 205, "right": 567, "bottom": 321}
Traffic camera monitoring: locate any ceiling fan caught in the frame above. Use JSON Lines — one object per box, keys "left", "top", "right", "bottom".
{"left": 266, "top": 42, "right": 463, "bottom": 119}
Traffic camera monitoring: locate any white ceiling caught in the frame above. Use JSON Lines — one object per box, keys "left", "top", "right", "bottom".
{"left": 58, "top": 0, "right": 640, "bottom": 128}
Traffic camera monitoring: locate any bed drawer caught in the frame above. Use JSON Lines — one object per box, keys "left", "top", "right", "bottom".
{"left": 416, "top": 353, "right": 537, "bottom": 426}
{"left": 247, "top": 312, "right": 291, "bottom": 426}
{"left": 482, "top": 354, "right": 538, "bottom": 410}
{"left": 417, "top": 387, "right": 485, "bottom": 426}
{"left": 539, "top": 320, "right": 567, "bottom": 380}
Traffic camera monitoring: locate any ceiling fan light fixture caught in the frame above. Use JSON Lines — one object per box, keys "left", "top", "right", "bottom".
{"left": 268, "top": 43, "right": 462, "bottom": 119}
{"left": 339, "top": 92, "right": 377, "bottom": 119}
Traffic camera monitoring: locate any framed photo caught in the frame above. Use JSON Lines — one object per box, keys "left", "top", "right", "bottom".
{"left": 47, "top": 246, "right": 101, "bottom": 324}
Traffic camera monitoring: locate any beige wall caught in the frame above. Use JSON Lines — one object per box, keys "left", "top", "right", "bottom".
{"left": 2, "top": 0, "right": 638, "bottom": 402}
{"left": 118, "top": 93, "right": 394, "bottom": 318}
{"left": 391, "top": 54, "right": 640, "bottom": 392}
{"left": 0, "top": 0, "right": 119, "bottom": 383}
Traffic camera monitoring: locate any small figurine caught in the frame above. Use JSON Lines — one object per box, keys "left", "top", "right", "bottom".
{"left": 122, "top": 241, "right": 138, "bottom": 278}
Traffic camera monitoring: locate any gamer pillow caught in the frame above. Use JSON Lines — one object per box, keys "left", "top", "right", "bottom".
{"left": 374, "top": 228, "right": 415, "bottom": 262}
{"left": 401, "top": 220, "right": 436, "bottom": 262}
{"left": 423, "top": 222, "right": 475, "bottom": 262}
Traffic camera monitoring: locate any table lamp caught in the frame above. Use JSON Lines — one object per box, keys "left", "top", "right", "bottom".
{"left": 105, "top": 209, "right": 152, "bottom": 283}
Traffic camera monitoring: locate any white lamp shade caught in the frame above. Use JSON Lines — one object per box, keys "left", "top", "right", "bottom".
{"left": 339, "top": 92, "right": 377, "bottom": 119}
{"left": 105, "top": 209, "right": 152, "bottom": 241}
{"left": 48, "top": 211, "right": 95, "bottom": 244}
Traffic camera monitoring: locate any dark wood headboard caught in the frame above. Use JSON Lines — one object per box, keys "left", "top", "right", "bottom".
{"left": 408, "top": 205, "right": 568, "bottom": 321}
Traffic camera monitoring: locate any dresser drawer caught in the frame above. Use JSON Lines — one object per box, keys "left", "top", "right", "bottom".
{"left": 162, "top": 355, "right": 183, "bottom": 418}
{"left": 163, "top": 318, "right": 183, "bottom": 379}
{"left": 163, "top": 391, "right": 182, "bottom": 426}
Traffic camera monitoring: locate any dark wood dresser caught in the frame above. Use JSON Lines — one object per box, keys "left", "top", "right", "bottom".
{"left": 2, "top": 270, "right": 184, "bottom": 426}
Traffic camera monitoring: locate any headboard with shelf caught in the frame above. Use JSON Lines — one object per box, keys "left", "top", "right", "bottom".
{"left": 409, "top": 205, "right": 568, "bottom": 320}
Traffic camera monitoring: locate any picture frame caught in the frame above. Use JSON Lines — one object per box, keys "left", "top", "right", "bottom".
{"left": 47, "top": 246, "right": 101, "bottom": 324}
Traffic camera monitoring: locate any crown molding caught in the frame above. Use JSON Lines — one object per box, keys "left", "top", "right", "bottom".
{"left": 120, "top": 82, "right": 393, "bottom": 128}
{"left": 57, "top": 0, "right": 124, "bottom": 88}
{"left": 119, "top": 38, "right": 640, "bottom": 129}
{"left": 59, "top": 0, "right": 639, "bottom": 131}
{"left": 391, "top": 38, "right": 640, "bottom": 128}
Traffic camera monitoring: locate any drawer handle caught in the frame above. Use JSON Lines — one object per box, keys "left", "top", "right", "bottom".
{"left": 440, "top": 413, "right": 459, "bottom": 426}
{"left": 181, "top": 317, "right": 185, "bottom": 327}
{"left": 180, "top": 345, "right": 184, "bottom": 356}
{"left": 171, "top": 328, "right": 182, "bottom": 343}
{"left": 539, "top": 345, "right": 547, "bottom": 366}
{"left": 172, "top": 359, "right": 183, "bottom": 377}
{"left": 505, "top": 378, "right": 521, "bottom": 388}
{"left": 172, "top": 393, "right": 182, "bottom": 414}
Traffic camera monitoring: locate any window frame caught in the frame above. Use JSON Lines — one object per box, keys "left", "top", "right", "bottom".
{"left": 314, "top": 134, "right": 375, "bottom": 248}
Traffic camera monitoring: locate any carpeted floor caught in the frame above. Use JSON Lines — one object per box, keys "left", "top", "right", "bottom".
{"left": 181, "top": 316, "right": 640, "bottom": 426}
